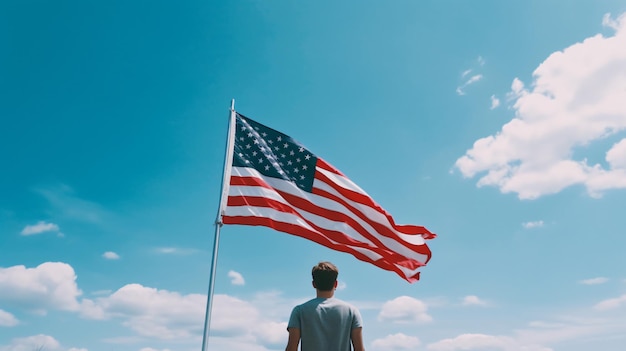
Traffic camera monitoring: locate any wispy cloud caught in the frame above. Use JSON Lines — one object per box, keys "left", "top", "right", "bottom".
{"left": 0, "top": 309, "right": 19, "bottom": 327}
{"left": 490, "top": 95, "right": 501, "bottom": 110}
{"left": 457, "top": 56, "right": 486, "bottom": 95}
{"left": 579, "top": 277, "right": 609, "bottom": 285}
{"left": 594, "top": 294, "right": 626, "bottom": 310}
{"left": 427, "top": 333, "right": 550, "bottom": 351}
{"left": 602, "top": 13, "right": 621, "bottom": 30}
{"left": 337, "top": 281, "right": 347, "bottom": 291}
{"left": 102, "top": 251, "right": 120, "bottom": 260}
{"left": 0, "top": 335, "right": 62, "bottom": 351}
{"left": 35, "top": 185, "right": 109, "bottom": 223}
{"left": 20, "top": 221, "right": 60, "bottom": 236}
{"left": 522, "top": 220, "right": 544, "bottom": 229}
{"left": 228, "top": 270, "right": 245, "bottom": 286}
{"left": 456, "top": 74, "right": 483, "bottom": 96}
{"left": 462, "top": 295, "right": 487, "bottom": 306}
{"left": 154, "top": 247, "right": 199, "bottom": 255}
{"left": 427, "top": 309, "right": 625, "bottom": 351}
{"left": 465, "top": 75, "right": 483, "bottom": 85}
{"left": 372, "top": 333, "right": 421, "bottom": 350}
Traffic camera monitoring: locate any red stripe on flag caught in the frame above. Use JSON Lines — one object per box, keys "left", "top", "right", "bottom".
{"left": 312, "top": 185, "right": 431, "bottom": 258}
{"left": 316, "top": 158, "right": 344, "bottom": 176}
{"left": 222, "top": 214, "right": 422, "bottom": 282}
{"left": 224, "top": 114, "right": 434, "bottom": 283}
{"left": 226, "top": 170, "right": 432, "bottom": 281}
{"left": 231, "top": 175, "right": 273, "bottom": 189}
{"left": 227, "top": 193, "right": 427, "bottom": 267}
{"left": 315, "top": 167, "right": 434, "bottom": 237}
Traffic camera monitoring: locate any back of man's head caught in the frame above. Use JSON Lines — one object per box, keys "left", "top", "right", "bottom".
{"left": 312, "top": 261, "right": 339, "bottom": 291}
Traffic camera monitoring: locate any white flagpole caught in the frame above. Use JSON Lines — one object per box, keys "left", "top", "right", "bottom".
{"left": 201, "top": 99, "right": 237, "bottom": 351}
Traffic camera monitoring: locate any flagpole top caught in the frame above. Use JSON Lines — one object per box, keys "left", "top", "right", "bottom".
{"left": 230, "top": 99, "right": 235, "bottom": 111}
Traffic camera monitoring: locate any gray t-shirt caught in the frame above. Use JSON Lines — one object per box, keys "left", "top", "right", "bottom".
{"left": 287, "top": 297, "right": 363, "bottom": 351}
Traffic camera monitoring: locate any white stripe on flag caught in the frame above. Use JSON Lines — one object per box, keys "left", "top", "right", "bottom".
{"left": 227, "top": 167, "right": 429, "bottom": 263}
{"left": 223, "top": 206, "right": 387, "bottom": 263}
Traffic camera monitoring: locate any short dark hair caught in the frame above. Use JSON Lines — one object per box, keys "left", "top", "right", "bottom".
{"left": 312, "top": 261, "right": 338, "bottom": 291}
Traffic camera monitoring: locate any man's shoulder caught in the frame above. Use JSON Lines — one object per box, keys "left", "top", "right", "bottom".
{"left": 297, "top": 298, "right": 321, "bottom": 306}
{"left": 295, "top": 297, "right": 360, "bottom": 312}
{"left": 292, "top": 298, "right": 320, "bottom": 312}
{"left": 327, "top": 297, "right": 356, "bottom": 306}
{"left": 317, "top": 298, "right": 360, "bottom": 314}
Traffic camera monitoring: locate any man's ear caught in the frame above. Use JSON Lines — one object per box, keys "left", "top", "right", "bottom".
{"left": 334, "top": 280, "right": 338, "bottom": 289}
{"left": 312, "top": 280, "right": 317, "bottom": 289}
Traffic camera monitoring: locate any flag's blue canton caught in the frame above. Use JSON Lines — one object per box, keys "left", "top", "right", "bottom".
{"left": 233, "top": 113, "right": 318, "bottom": 192}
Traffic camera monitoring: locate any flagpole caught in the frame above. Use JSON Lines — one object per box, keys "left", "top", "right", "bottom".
{"left": 201, "top": 99, "right": 237, "bottom": 351}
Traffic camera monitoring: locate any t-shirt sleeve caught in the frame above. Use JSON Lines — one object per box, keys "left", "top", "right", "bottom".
{"left": 287, "top": 305, "right": 301, "bottom": 330}
{"left": 351, "top": 306, "right": 363, "bottom": 329}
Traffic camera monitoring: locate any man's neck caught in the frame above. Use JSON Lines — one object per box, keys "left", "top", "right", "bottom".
{"left": 316, "top": 289, "right": 334, "bottom": 299}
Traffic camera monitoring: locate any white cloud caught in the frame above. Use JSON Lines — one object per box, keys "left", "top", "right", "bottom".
{"left": 509, "top": 77, "right": 525, "bottom": 98}
{"left": 249, "top": 290, "right": 294, "bottom": 315}
{"left": 490, "top": 95, "right": 501, "bottom": 110}
{"left": 427, "top": 333, "right": 552, "bottom": 351}
{"left": 478, "top": 56, "right": 486, "bottom": 66}
{"left": 0, "top": 309, "right": 18, "bottom": 327}
{"left": 102, "top": 251, "right": 120, "bottom": 260}
{"left": 428, "top": 296, "right": 626, "bottom": 351}
{"left": 336, "top": 280, "right": 347, "bottom": 291}
{"left": 20, "top": 221, "right": 60, "bottom": 236}
{"left": 455, "top": 13, "right": 626, "bottom": 199}
{"left": 371, "top": 333, "right": 421, "bottom": 350}
{"left": 578, "top": 277, "right": 609, "bottom": 285}
{"left": 0, "top": 334, "right": 61, "bottom": 351}
{"left": 465, "top": 75, "right": 483, "bottom": 85}
{"left": 0, "top": 335, "right": 87, "bottom": 351}
{"left": 228, "top": 270, "right": 245, "bottom": 286}
{"left": 462, "top": 295, "right": 487, "bottom": 306}
{"left": 0, "top": 262, "right": 82, "bottom": 313}
{"left": 204, "top": 336, "right": 277, "bottom": 351}
{"left": 81, "top": 283, "right": 286, "bottom": 349}
{"left": 514, "top": 316, "right": 623, "bottom": 346}
{"left": 254, "top": 321, "right": 288, "bottom": 346}
{"left": 434, "top": 307, "right": 626, "bottom": 350}
{"left": 139, "top": 348, "right": 171, "bottom": 351}
{"left": 594, "top": 294, "right": 626, "bottom": 310}
{"left": 81, "top": 283, "right": 206, "bottom": 338}
{"left": 603, "top": 13, "right": 621, "bottom": 30}
{"left": 606, "top": 138, "right": 626, "bottom": 169}
{"left": 457, "top": 74, "right": 484, "bottom": 95}
{"left": 378, "top": 296, "right": 432, "bottom": 323}
{"left": 522, "top": 220, "right": 544, "bottom": 229}
{"left": 462, "top": 69, "right": 473, "bottom": 78}
{"left": 0, "top": 262, "right": 287, "bottom": 349}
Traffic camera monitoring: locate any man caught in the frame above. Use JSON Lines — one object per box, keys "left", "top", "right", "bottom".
{"left": 286, "top": 261, "right": 365, "bottom": 351}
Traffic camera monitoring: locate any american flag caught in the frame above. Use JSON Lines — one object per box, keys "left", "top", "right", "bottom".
{"left": 222, "top": 113, "right": 435, "bottom": 282}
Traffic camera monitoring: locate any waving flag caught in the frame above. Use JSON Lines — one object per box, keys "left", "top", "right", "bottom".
{"left": 221, "top": 113, "right": 435, "bottom": 282}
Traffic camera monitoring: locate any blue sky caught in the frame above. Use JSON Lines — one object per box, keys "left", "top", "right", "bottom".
{"left": 2, "top": 1, "right": 626, "bottom": 350}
